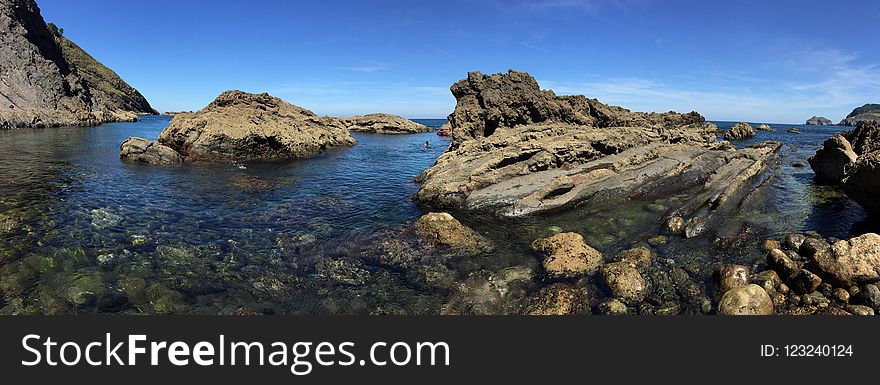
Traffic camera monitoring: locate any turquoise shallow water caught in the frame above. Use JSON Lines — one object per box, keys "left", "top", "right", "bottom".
{"left": 0, "top": 118, "right": 877, "bottom": 314}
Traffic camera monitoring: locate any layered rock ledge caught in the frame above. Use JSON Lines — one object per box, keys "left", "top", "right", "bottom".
{"left": 415, "top": 70, "right": 781, "bottom": 226}
{"left": 122, "top": 91, "right": 356, "bottom": 164}
{"left": 340, "top": 113, "right": 431, "bottom": 134}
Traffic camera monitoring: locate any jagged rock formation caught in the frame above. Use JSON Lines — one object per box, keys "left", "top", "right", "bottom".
{"left": 0, "top": 0, "right": 154, "bottom": 129}
{"left": 122, "top": 91, "right": 356, "bottom": 164}
{"left": 806, "top": 116, "right": 833, "bottom": 126}
{"left": 840, "top": 104, "right": 880, "bottom": 126}
{"left": 723, "top": 122, "right": 756, "bottom": 140}
{"left": 810, "top": 121, "right": 880, "bottom": 216}
{"left": 415, "top": 70, "right": 781, "bottom": 227}
{"left": 340, "top": 113, "right": 431, "bottom": 134}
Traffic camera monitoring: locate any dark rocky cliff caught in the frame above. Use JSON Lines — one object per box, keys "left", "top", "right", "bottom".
{"left": 0, "top": 0, "right": 155, "bottom": 129}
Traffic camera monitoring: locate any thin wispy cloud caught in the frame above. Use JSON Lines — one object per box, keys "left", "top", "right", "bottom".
{"left": 335, "top": 62, "right": 390, "bottom": 73}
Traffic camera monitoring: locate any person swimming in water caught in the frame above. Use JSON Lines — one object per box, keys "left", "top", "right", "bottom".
{"left": 424, "top": 140, "right": 430, "bottom": 149}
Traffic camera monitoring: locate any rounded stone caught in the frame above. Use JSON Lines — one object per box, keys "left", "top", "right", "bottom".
{"left": 718, "top": 284, "right": 774, "bottom": 315}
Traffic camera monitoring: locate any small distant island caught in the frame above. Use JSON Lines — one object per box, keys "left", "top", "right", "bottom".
{"left": 806, "top": 116, "right": 833, "bottom": 125}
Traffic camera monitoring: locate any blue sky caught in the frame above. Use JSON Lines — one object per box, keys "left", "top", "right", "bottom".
{"left": 38, "top": 0, "right": 880, "bottom": 123}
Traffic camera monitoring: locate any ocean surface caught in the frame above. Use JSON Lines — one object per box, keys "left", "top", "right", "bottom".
{"left": 0, "top": 117, "right": 876, "bottom": 314}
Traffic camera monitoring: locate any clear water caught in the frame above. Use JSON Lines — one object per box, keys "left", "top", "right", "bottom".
{"left": 0, "top": 118, "right": 876, "bottom": 314}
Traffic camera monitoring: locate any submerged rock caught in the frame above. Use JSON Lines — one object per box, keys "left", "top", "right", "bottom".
{"left": 808, "top": 135, "right": 857, "bottom": 184}
{"left": 718, "top": 284, "right": 773, "bottom": 315}
{"left": 531, "top": 232, "right": 602, "bottom": 278}
{"left": 441, "top": 266, "right": 534, "bottom": 315}
{"left": 119, "top": 137, "right": 183, "bottom": 165}
{"left": 414, "top": 70, "right": 780, "bottom": 228}
{"left": 600, "top": 261, "right": 646, "bottom": 305}
{"left": 156, "top": 91, "right": 355, "bottom": 161}
{"left": 340, "top": 113, "right": 431, "bottom": 134}
{"left": 723, "top": 122, "right": 756, "bottom": 140}
{"left": 413, "top": 212, "right": 492, "bottom": 253}
{"left": 523, "top": 283, "right": 591, "bottom": 315}
{"left": 718, "top": 264, "right": 749, "bottom": 293}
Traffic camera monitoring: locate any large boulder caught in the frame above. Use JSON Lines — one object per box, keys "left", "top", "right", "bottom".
{"left": 808, "top": 134, "right": 858, "bottom": 184}
{"left": 415, "top": 70, "right": 780, "bottom": 224}
{"left": 531, "top": 232, "right": 602, "bottom": 278}
{"left": 157, "top": 91, "right": 356, "bottom": 161}
{"left": 808, "top": 233, "right": 880, "bottom": 286}
{"left": 723, "top": 122, "right": 756, "bottom": 140}
{"left": 842, "top": 152, "right": 880, "bottom": 216}
{"left": 119, "top": 137, "right": 183, "bottom": 165}
{"left": 340, "top": 113, "right": 431, "bottom": 134}
{"left": 413, "top": 212, "right": 492, "bottom": 253}
{"left": 718, "top": 284, "right": 774, "bottom": 315}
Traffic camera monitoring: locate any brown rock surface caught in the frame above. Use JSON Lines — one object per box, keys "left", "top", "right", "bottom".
{"left": 723, "top": 122, "right": 756, "bottom": 140}
{"left": 531, "top": 232, "right": 602, "bottom": 278}
{"left": 341, "top": 113, "right": 431, "bottom": 134}
{"left": 808, "top": 135, "right": 858, "bottom": 184}
{"left": 414, "top": 212, "right": 492, "bottom": 253}
{"left": 415, "top": 70, "right": 780, "bottom": 225}
{"left": 808, "top": 233, "right": 880, "bottom": 286}
{"left": 119, "top": 137, "right": 183, "bottom": 165}
{"left": 157, "top": 91, "right": 355, "bottom": 161}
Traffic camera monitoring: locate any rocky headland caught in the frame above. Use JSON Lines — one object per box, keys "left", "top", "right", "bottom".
{"left": 809, "top": 121, "right": 880, "bottom": 215}
{"left": 806, "top": 116, "right": 833, "bottom": 126}
{"left": 414, "top": 70, "right": 782, "bottom": 247}
{"left": 341, "top": 113, "right": 432, "bottom": 134}
{"left": 121, "top": 91, "right": 356, "bottom": 164}
{"left": 0, "top": 0, "right": 155, "bottom": 129}
{"left": 839, "top": 104, "right": 880, "bottom": 126}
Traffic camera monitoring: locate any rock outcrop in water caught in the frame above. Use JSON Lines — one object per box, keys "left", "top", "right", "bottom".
{"left": 806, "top": 116, "right": 833, "bottom": 126}
{"left": 809, "top": 121, "right": 880, "bottom": 216}
{"left": 723, "top": 122, "right": 756, "bottom": 140}
{"left": 119, "top": 137, "right": 182, "bottom": 165}
{"left": 0, "top": 0, "right": 155, "bottom": 129}
{"left": 839, "top": 104, "right": 880, "bottom": 126}
{"left": 340, "top": 113, "right": 431, "bottom": 134}
{"left": 808, "top": 135, "right": 857, "bottom": 184}
{"left": 415, "top": 70, "right": 781, "bottom": 237}
{"left": 122, "top": 91, "right": 356, "bottom": 164}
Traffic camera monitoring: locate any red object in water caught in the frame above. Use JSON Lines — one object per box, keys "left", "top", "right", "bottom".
{"left": 437, "top": 127, "right": 451, "bottom": 136}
